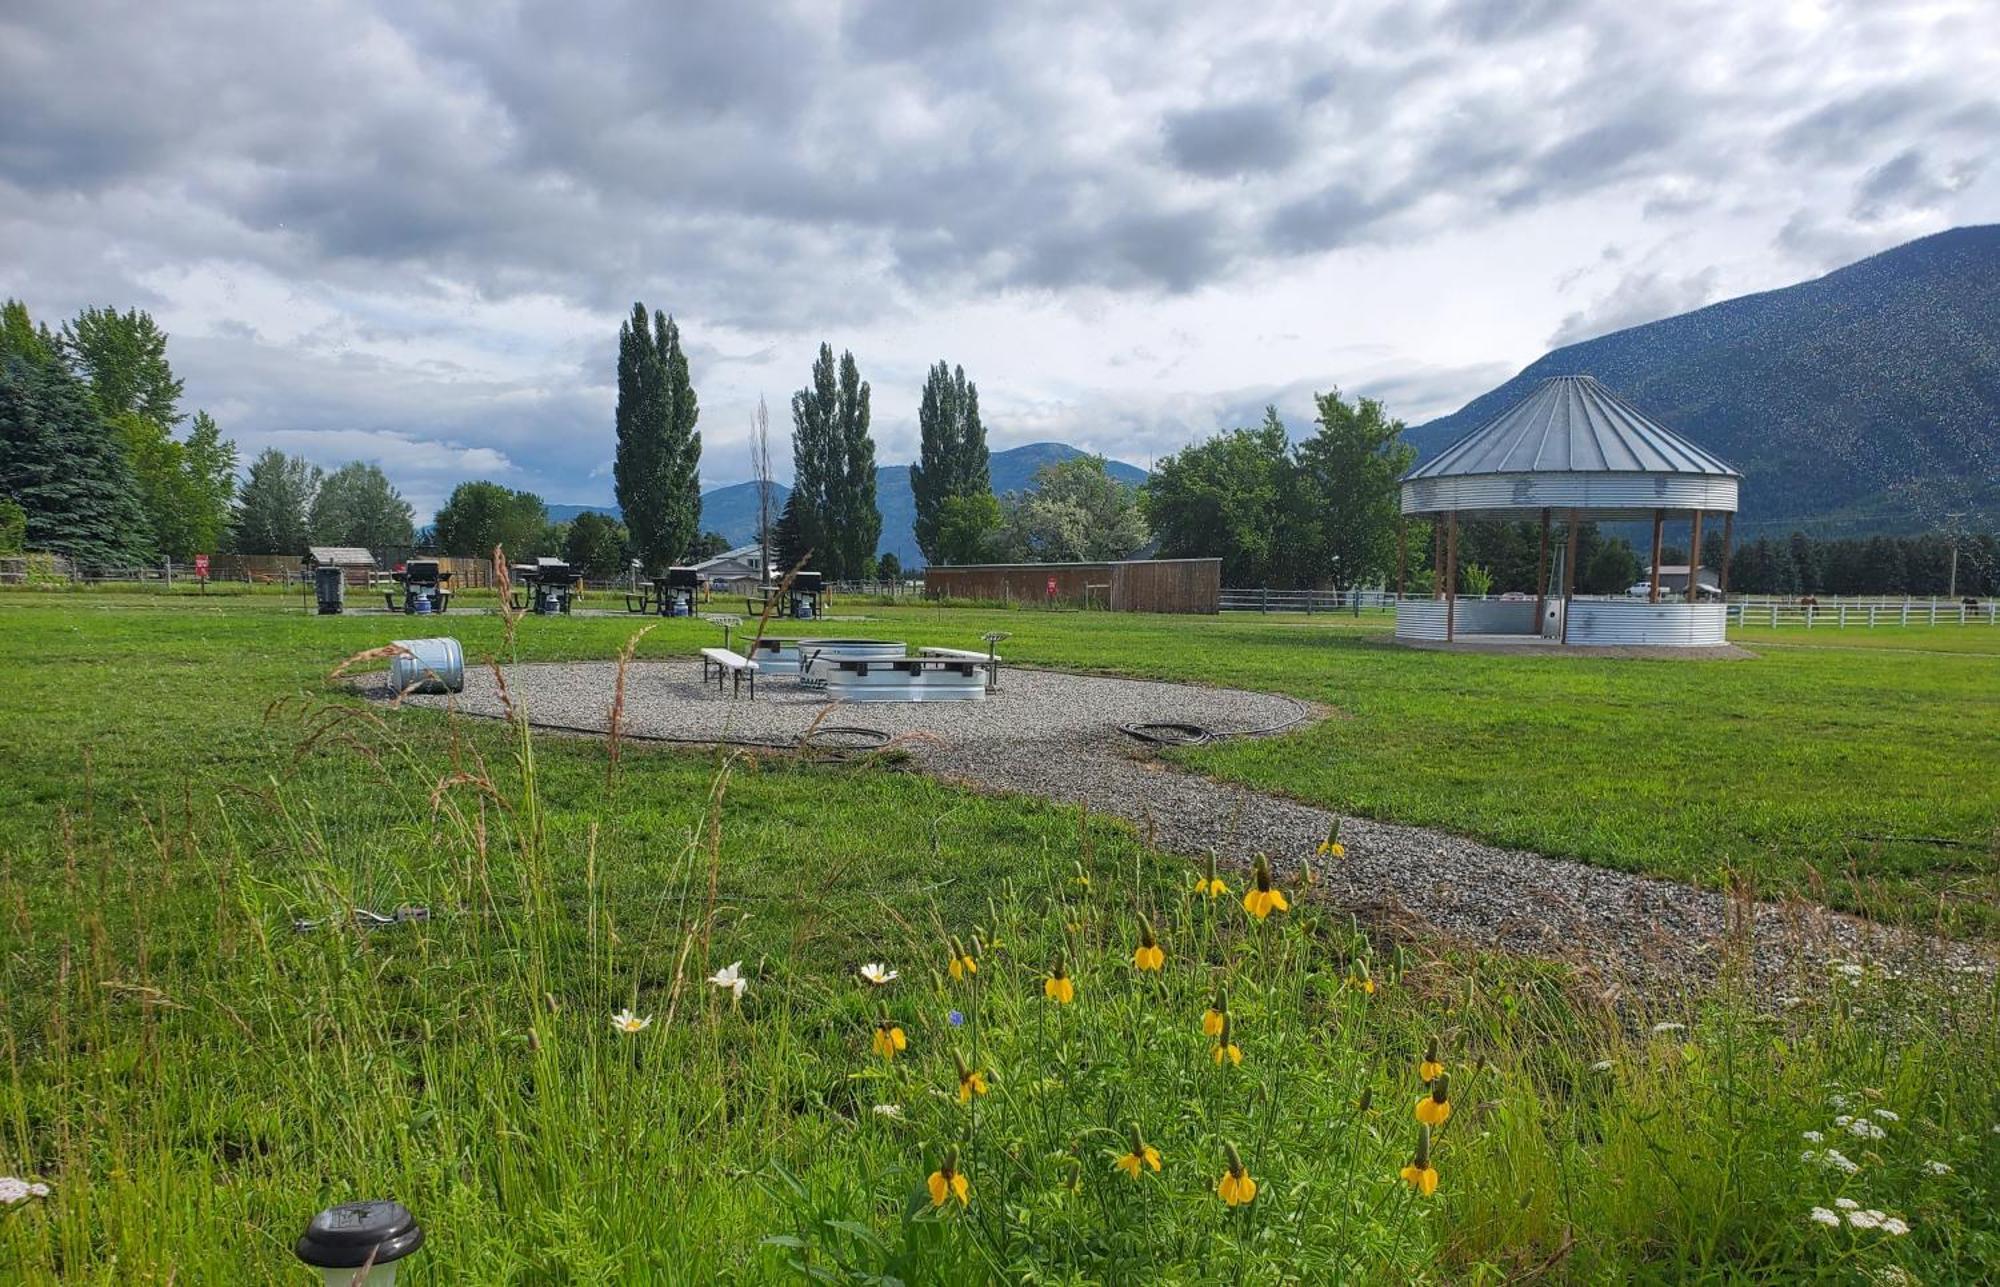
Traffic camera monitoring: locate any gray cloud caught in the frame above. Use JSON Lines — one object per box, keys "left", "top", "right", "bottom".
{"left": 1548, "top": 266, "right": 1721, "bottom": 348}
{"left": 1162, "top": 101, "right": 1302, "bottom": 177}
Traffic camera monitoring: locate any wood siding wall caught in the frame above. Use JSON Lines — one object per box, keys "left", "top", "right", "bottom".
{"left": 923, "top": 559, "right": 1220, "bottom": 614}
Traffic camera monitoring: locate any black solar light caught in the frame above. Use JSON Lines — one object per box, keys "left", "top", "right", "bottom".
{"left": 295, "top": 1199, "right": 424, "bottom": 1285}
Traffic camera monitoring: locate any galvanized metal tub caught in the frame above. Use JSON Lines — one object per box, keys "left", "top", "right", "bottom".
{"left": 743, "top": 637, "right": 803, "bottom": 674}
{"left": 388, "top": 637, "right": 465, "bottom": 694}
{"left": 820, "top": 654, "right": 986, "bottom": 703}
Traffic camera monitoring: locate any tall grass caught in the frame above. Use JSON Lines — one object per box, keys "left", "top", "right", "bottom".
{"left": 3, "top": 660, "right": 1996, "bottom": 1281}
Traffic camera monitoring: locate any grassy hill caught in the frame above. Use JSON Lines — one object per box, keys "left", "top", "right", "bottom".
{"left": 1406, "top": 225, "right": 2000, "bottom": 539}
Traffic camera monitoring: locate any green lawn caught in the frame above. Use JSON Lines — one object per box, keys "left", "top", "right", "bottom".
{"left": 2, "top": 593, "right": 1997, "bottom": 1281}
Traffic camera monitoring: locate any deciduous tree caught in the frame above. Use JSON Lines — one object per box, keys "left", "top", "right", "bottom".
{"left": 911, "top": 361, "right": 989, "bottom": 565}
{"left": 310, "top": 462, "right": 414, "bottom": 551}
{"left": 614, "top": 303, "right": 702, "bottom": 575}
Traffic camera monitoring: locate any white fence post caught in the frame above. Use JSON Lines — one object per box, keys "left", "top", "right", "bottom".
{"left": 1838, "top": 604, "right": 1846, "bottom": 627}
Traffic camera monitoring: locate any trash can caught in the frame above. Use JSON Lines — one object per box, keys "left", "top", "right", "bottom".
{"left": 314, "top": 566, "right": 346, "bottom": 615}
{"left": 388, "top": 637, "right": 464, "bottom": 694}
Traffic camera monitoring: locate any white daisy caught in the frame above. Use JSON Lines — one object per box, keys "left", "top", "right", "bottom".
{"left": 609, "top": 1008, "right": 652, "bottom": 1034}
{"left": 858, "top": 962, "right": 899, "bottom": 987}
{"left": 709, "top": 961, "right": 748, "bottom": 1000}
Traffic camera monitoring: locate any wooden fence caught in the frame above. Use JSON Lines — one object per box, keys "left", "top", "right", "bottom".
{"left": 922, "top": 559, "right": 1221, "bottom": 614}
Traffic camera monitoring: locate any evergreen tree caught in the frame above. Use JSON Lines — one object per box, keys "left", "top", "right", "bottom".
{"left": 910, "top": 361, "right": 989, "bottom": 565}
{"left": 613, "top": 303, "right": 702, "bottom": 575}
{"left": 310, "top": 462, "right": 415, "bottom": 550}
{"left": 0, "top": 350, "right": 155, "bottom": 567}
{"left": 772, "top": 490, "right": 807, "bottom": 574}
{"left": 790, "top": 344, "right": 878, "bottom": 580}
{"left": 61, "top": 306, "right": 185, "bottom": 426}
{"left": 232, "top": 449, "right": 321, "bottom": 553}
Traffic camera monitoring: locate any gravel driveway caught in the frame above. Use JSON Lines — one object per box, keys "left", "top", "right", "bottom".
{"left": 390, "top": 659, "right": 1993, "bottom": 991}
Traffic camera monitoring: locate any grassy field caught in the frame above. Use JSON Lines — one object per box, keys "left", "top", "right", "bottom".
{"left": 2, "top": 593, "right": 1997, "bottom": 1281}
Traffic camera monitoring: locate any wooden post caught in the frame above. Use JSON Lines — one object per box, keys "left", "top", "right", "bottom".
{"left": 1396, "top": 516, "right": 1407, "bottom": 599}
{"left": 1559, "top": 509, "right": 1580, "bottom": 644}
{"left": 1432, "top": 519, "right": 1445, "bottom": 600}
{"left": 1532, "top": 507, "right": 1551, "bottom": 625}
{"left": 1648, "top": 509, "right": 1664, "bottom": 603}
{"left": 1687, "top": 509, "right": 1705, "bottom": 603}
{"left": 1718, "top": 511, "right": 1735, "bottom": 596}
{"left": 1445, "top": 511, "right": 1459, "bottom": 642}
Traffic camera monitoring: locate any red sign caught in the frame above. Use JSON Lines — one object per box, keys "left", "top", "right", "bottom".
{"left": 193, "top": 554, "right": 210, "bottom": 579}
{"left": 1046, "top": 576, "right": 1058, "bottom": 596}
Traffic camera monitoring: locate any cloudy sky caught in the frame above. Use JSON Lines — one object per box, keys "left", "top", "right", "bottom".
{"left": 4, "top": 0, "right": 1995, "bottom": 518}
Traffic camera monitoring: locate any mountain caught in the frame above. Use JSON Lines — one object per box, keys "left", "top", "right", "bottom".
{"left": 1406, "top": 226, "right": 2000, "bottom": 537}
{"left": 548, "top": 442, "right": 1146, "bottom": 564}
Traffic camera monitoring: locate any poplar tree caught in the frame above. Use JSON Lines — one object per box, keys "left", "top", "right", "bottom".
{"left": 910, "top": 361, "right": 989, "bottom": 566}
{"left": 789, "top": 343, "right": 878, "bottom": 579}
{"left": 613, "top": 303, "right": 702, "bottom": 575}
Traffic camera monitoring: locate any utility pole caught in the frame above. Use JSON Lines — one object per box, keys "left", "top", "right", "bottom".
{"left": 1945, "top": 512, "right": 1966, "bottom": 599}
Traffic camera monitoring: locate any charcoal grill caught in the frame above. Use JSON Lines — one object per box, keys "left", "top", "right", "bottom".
{"left": 387, "top": 559, "right": 453, "bottom": 615}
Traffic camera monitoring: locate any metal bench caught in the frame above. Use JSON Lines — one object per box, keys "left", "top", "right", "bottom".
{"left": 700, "top": 647, "right": 758, "bottom": 699}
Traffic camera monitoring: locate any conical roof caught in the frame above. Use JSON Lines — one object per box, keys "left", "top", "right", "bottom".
{"left": 1400, "top": 375, "right": 1740, "bottom": 518}
{"left": 1407, "top": 375, "right": 1740, "bottom": 481}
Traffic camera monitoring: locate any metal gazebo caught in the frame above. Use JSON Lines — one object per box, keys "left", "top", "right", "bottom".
{"left": 1396, "top": 374, "right": 1743, "bottom": 647}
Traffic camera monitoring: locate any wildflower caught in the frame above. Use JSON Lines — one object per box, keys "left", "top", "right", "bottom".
{"left": 1316, "top": 823, "right": 1346, "bottom": 861}
{"left": 1871, "top": 1108, "right": 1899, "bottom": 1123}
{"left": 1299, "top": 855, "right": 1317, "bottom": 887}
{"left": 1924, "top": 1159, "right": 1952, "bottom": 1176}
{"left": 1216, "top": 1142, "right": 1257, "bottom": 1206}
{"left": 1805, "top": 1148, "right": 1860, "bottom": 1175}
{"left": 927, "top": 1149, "right": 970, "bottom": 1208}
{"left": 1828, "top": 1092, "right": 1853, "bottom": 1111}
{"left": 1845, "top": 1117, "right": 1887, "bottom": 1141}
{"left": 859, "top": 962, "right": 899, "bottom": 987}
{"left": 1044, "top": 953, "right": 1075, "bottom": 1005}
{"left": 1072, "top": 861, "right": 1091, "bottom": 891}
{"left": 1835, "top": 961, "right": 1864, "bottom": 979}
{"left": 1801, "top": 1130, "right": 1824, "bottom": 1143}
{"left": 953, "top": 1050, "right": 989, "bottom": 1105}
{"left": 1114, "top": 1122, "right": 1162, "bottom": 1178}
{"left": 1419, "top": 1037, "right": 1443, "bottom": 1083}
{"left": 1650, "top": 1022, "right": 1686, "bottom": 1036}
{"left": 1348, "top": 959, "right": 1376, "bottom": 995}
{"left": 872, "top": 1104, "right": 903, "bottom": 1120}
{"left": 1399, "top": 1124, "right": 1439, "bottom": 1196}
{"left": 1808, "top": 1206, "right": 1841, "bottom": 1228}
{"left": 0, "top": 1177, "right": 50, "bottom": 1204}
{"left": 947, "top": 1009, "right": 964, "bottom": 1027}
{"left": 708, "top": 961, "right": 748, "bottom": 1001}
{"left": 1846, "top": 1208, "right": 1884, "bottom": 1230}
{"left": 1880, "top": 1216, "right": 1910, "bottom": 1236}
{"left": 610, "top": 1008, "right": 652, "bottom": 1034}
{"left": 1415, "top": 1073, "right": 1452, "bottom": 1127}
{"left": 1590, "top": 1060, "right": 1614, "bottom": 1073}
{"left": 872, "top": 1013, "right": 908, "bottom": 1061}
{"left": 1133, "top": 915, "right": 1165, "bottom": 972}
{"left": 1241, "top": 854, "right": 1289, "bottom": 920}
{"left": 947, "top": 937, "right": 977, "bottom": 981}
{"left": 1202, "top": 986, "right": 1228, "bottom": 1037}
{"left": 1835, "top": 1198, "right": 1861, "bottom": 1210}
{"left": 1193, "top": 852, "right": 1229, "bottom": 899}
{"left": 1212, "top": 1012, "right": 1243, "bottom": 1066}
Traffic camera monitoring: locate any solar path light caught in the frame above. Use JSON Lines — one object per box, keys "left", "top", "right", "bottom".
{"left": 295, "top": 1199, "right": 424, "bottom": 1285}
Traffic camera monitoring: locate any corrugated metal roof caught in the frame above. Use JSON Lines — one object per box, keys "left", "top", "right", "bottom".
{"left": 1405, "top": 375, "right": 1740, "bottom": 481}
{"left": 304, "top": 546, "right": 376, "bottom": 566}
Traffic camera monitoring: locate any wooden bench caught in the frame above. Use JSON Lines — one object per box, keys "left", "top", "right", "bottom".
{"left": 918, "top": 646, "right": 1002, "bottom": 689}
{"left": 700, "top": 647, "right": 758, "bottom": 699}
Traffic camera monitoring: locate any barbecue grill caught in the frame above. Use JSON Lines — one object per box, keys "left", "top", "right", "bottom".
{"left": 656, "top": 567, "right": 701, "bottom": 617}
{"left": 789, "top": 572, "right": 824, "bottom": 620}
{"left": 388, "top": 559, "right": 453, "bottom": 615}
{"left": 515, "top": 558, "right": 577, "bottom": 615}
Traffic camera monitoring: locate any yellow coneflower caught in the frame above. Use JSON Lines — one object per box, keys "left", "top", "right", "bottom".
{"left": 1399, "top": 1124, "right": 1439, "bottom": 1195}
{"left": 1415, "top": 1073, "right": 1452, "bottom": 1127}
{"left": 1202, "top": 985, "right": 1228, "bottom": 1037}
{"left": 928, "top": 1148, "right": 970, "bottom": 1207}
{"left": 1132, "top": 915, "right": 1165, "bottom": 972}
{"left": 1114, "top": 1122, "right": 1162, "bottom": 1178}
{"left": 1419, "top": 1036, "right": 1443, "bottom": 1083}
{"left": 1317, "top": 822, "right": 1346, "bottom": 860}
{"left": 1044, "top": 953, "right": 1075, "bottom": 1004}
{"left": 1193, "top": 852, "right": 1229, "bottom": 899}
{"left": 1216, "top": 1142, "right": 1257, "bottom": 1206}
{"left": 872, "top": 1012, "right": 908, "bottom": 1061}
{"left": 953, "top": 1049, "right": 989, "bottom": 1104}
{"left": 947, "top": 936, "right": 978, "bottom": 981}
{"left": 1241, "top": 854, "right": 1289, "bottom": 921}
{"left": 1212, "top": 1012, "right": 1243, "bottom": 1066}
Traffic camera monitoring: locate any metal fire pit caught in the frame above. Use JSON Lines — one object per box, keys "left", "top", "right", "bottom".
{"left": 815, "top": 652, "right": 987, "bottom": 703}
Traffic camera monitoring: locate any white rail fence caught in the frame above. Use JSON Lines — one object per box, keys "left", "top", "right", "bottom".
{"left": 1219, "top": 588, "right": 1997, "bottom": 629}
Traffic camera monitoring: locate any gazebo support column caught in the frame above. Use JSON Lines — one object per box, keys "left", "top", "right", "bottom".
{"left": 1559, "top": 510, "right": 1580, "bottom": 645}
{"left": 1533, "top": 507, "right": 1551, "bottom": 625}
{"left": 1718, "top": 512, "right": 1734, "bottom": 596}
{"left": 1687, "top": 509, "right": 1705, "bottom": 603}
{"left": 1648, "top": 509, "right": 1664, "bottom": 602}
{"left": 1444, "top": 511, "right": 1459, "bottom": 642}
{"left": 1432, "top": 520, "right": 1445, "bottom": 600}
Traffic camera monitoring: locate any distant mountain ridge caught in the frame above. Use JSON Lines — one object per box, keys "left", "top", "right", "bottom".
{"left": 1406, "top": 226, "right": 2000, "bottom": 537}
{"left": 549, "top": 441, "right": 1147, "bottom": 564}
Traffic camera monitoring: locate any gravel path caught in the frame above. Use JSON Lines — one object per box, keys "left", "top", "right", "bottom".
{"left": 390, "top": 659, "right": 1993, "bottom": 991}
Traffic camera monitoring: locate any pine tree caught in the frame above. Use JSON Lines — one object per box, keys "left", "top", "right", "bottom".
{"left": 772, "top": 490, "right": 807, "bottom": 574}
{"left": 910, "top": 361, "right": 989, "bottom": 566}
{"left": 0, "top": 350, "right": 156, "bottom": 567}
{"left": 613, "top": 303, "right": 701, "bottom": 574}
